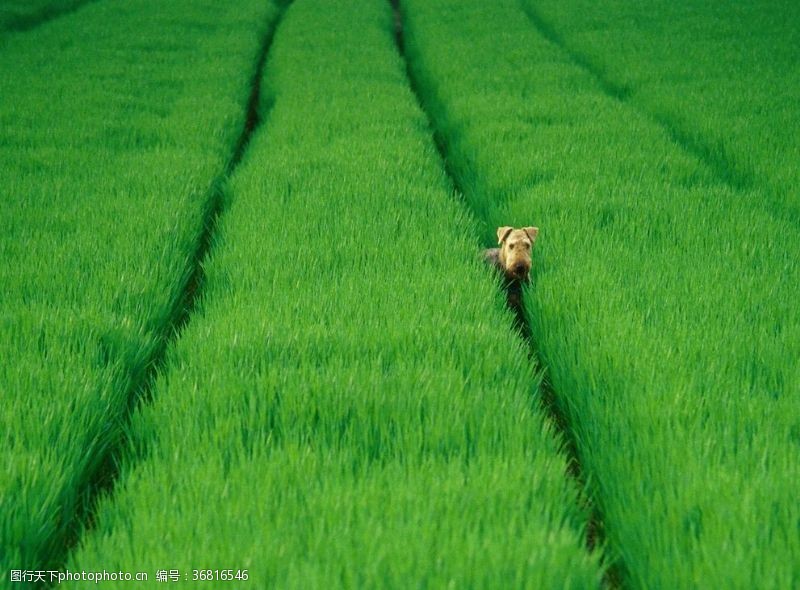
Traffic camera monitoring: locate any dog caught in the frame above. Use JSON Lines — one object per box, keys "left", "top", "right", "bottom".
{"left": 484, "top": 226, "right": 538, "bottom": 282}
{"left": 484, "top": 226, "right": 539, "bottom": 336}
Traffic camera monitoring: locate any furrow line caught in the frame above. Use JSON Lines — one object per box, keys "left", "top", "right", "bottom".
{"left": 519, "top": 1, "right": 755, "bottom": 193}
{"left": 391, "top": 0, "right": 613, "bottom": 583}
{"left": 46, "top": 7, "right": 289, "bottom": 581}
{"left": 172, "top": 10, "right": 284, "bottom": 343}
{"left": 391, "top": 0, "right": 466, "bottom": 205}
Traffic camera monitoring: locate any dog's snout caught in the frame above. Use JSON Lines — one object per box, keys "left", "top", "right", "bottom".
{"left": 513, "top": 262, "right": 528, "bottom": 275}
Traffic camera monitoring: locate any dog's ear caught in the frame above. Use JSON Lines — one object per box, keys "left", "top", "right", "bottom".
{"left": 523, "top": 226, "right": 539, "bottom": 244}
{"left": 496, "top": 226, "right": 513, "bottom": 244}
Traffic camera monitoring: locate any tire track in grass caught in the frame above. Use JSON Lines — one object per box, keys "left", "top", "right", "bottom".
{"left": 391, "top": 1, "right": 616, "bottom": 584}
{"left": 174, "top": 7, "right": 279, "bottom": 342}
{"left": 519, "top": 1, "right": 755, "bottom": 193}
{"left": 48, "top": 5, "right": 290, "bottom": 581}
{"left": 390, "top": 0, "right": 465, "bottom": 209}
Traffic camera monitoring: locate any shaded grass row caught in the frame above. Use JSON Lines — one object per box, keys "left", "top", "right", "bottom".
{"left": 0, "top": 0, "right": 281, "bottom": 579}
{"left": 400, "top": 0, "right": 800, "bottom": 587}
{"left": 0, "top": 0, "right": 95, "bottom": 32}
{"left": 64, "top": 0, "right": 603, "bottom": 587}
{"left": 522, "top": 0, "right": 800, "bottom": 218}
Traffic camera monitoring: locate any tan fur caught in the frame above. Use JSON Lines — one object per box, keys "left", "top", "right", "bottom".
{"left": 485, "top": 226, "right": 538, "bottom": 282}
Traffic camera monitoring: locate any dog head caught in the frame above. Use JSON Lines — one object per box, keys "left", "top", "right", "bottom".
{"left": 497, "top": 226, "right": 538, "bottom": 281}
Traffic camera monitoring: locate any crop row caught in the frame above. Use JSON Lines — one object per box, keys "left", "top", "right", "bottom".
{"left": 63, "top": 0, "right": 603, "bottom": 586}
{"left": 400, "top": 0, "right": 799, "bottom": 587}
{"left": 523, "top": 0, "right": 800, "bottom": 214}
{"left": 0, "top": 0, "right": 281, "bottom": 579}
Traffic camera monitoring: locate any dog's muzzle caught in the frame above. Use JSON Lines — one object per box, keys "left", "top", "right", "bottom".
{"left": 510, "top": 262, "right": 530, "bottom": 280}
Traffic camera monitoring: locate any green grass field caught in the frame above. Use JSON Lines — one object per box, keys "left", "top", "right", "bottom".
{"left": 2, "top": 0, "right": 798, "bottom": 588}
{"left": 63, "top": 1, "right": 601, "bottom": 586}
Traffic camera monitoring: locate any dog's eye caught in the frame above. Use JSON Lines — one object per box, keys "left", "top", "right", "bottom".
{"left": 524, "top": 242, "right": 530, "bottom": 249}
{"left": 509, "top": 244, "right": 515, "bottom": 250}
